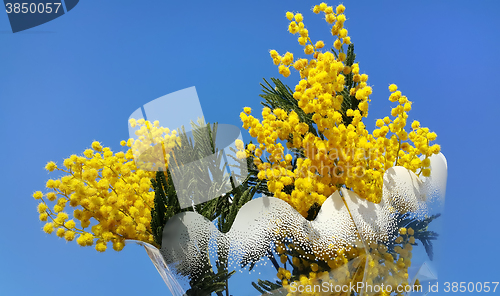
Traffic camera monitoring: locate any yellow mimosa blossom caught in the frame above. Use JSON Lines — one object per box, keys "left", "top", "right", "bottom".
{"left": 244, "top": 3, "right": 440, "bottom": 217}
{"left": 35, "top": 119, "right": 180, "bottom": 252}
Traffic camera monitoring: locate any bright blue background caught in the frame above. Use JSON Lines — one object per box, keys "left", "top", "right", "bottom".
{"left": 1, "top": 1, "right": 499, "bottom": 295}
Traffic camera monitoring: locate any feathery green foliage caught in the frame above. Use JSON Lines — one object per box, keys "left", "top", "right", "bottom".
{"left": 391, "top": 212, "right": 441, "bottom": 260}
{"left": 150, "top": 119, "right": 270, "bottom": 295}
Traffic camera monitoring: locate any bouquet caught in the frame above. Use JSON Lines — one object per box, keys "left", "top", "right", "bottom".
{"left": 33, "top": 3, "right": 447, "bottom": 295}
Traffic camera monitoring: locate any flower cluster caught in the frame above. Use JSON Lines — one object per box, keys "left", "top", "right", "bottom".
{"left": 128, "top": 118, "right": 181, "bottom": 171}
{"left": 240, "top": 3, "right": 440, "bottom": 217}
{"left": 277, "top": 227, "right": 417, "bottom": 296}
{"left": 33, "top": 119, "right": 180, "bottom": 252}
{"left": 31, "top": 4, "right": 444, "bottom": 295}
{"left": 272, "top": 3, "right": 350, "bottom": 79}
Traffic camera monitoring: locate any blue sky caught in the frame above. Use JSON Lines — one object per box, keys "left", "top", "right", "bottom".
{"left": 1, "top": 1, "right": 499, "bottom": 295}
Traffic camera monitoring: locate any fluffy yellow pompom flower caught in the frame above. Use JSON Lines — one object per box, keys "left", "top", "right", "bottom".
{"left": 235, "top": 139, "right": 245, "bottom": 150}
{"left": 65, "top": 220, "right": 76, "bottom": 229}
{"left": 427, "top": 132, "right": 437, "bottom": 141}
{"left": 270, "top": 49, "right": 279, "bottom": 58}
{"left": 288, "top": 22, "right": 299, "bottom": 34}
{"left": 325, "top": 13, "right": 336, "bottom": 24}
{"left": 298, "top": 37, "right": 307, "bottom": 46}
{"left": 64, "top": 231, "right": 76, "bottom": 241}
{"left": 236, "top": 151, "right": 247, "bottom": 159}
{"left": 333, "top": 39, "right": 342, "bottom": 50}
{"left": 336, "top": 4, "right": 345, "bottom": 14}
{"left": 294, "top": 13, "right": 303, "bottom": 22}
{"left": 411, "top": 120, "right": 420, "bottom": 129}
{"left": 113, "top": 241, "right": 125, "bottom": 251}
{"left": 37, "top": 202, "right": 48, "bottom": 213}
{"left": 286, "top": 11, "right": 294, "bottom": 20}
{"left": 337, "top": 14, "right": 346, "bottom": 23}
{"left": 339, "top": 28, "right": 348, "bottom": 38}
{"left": 43, "top": 223, "right": 54, "bottom": 234}
{"left": 304, "top": 45, "right": 314, "bottom": 55}
{"left": 45, "top": 161, "right": 57, "bottom": 172}
{"left": 95, "top": 242, "right": 107, "bottom": 252}
{"left": 279, "top": 65, "right": 291, "bottom": 77}
{"left": 389, "top": 84, "right": 398, "bottom": 92}
{"left": 56, "top": 228, "right": 66, "bottom": 238}
{"left": 91, "top": 141, "right": 102, "bottom": 152}
{"left": 46, "top": 192, "right": 56, "bottom": 201}
{"left": 33, "top": 191, "right": 43, "bottom": 200}
{"left": 282, "top": 52, "right": 294, "bottom": 65}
